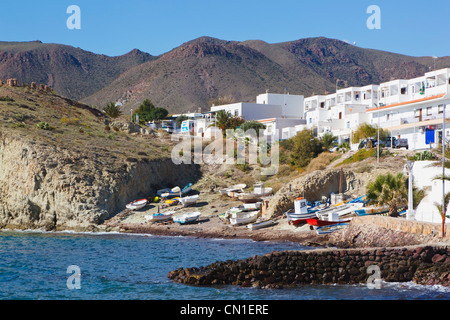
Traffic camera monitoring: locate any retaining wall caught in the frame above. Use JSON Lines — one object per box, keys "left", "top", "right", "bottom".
{"left": 168, "top": 245, "right": 450, "bottom": 288}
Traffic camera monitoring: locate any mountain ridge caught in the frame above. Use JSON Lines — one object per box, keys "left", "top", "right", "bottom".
{"left": 0, "top": 37, "right": 449, "bottom": 114}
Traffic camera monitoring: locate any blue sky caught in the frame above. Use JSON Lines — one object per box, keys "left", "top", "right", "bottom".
{"left": 0, "top": 0, "right": 449, "bottom": 57}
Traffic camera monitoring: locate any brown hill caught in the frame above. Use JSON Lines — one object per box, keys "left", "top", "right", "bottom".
{"left": 83, "top": 36, "right": 450, "bottom": 114}
{"left": 0, "top": 41, "right": 154, "bottom": 101}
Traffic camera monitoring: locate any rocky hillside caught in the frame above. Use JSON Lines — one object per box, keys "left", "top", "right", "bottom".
{"left": 84, "top": 36, "right": 450, "bottom": 114}
{"left": 0, "top": 41, "right": 154, "bottom": 101}
{"left": 0, "top": 84, "right": 200, "bottom": 231}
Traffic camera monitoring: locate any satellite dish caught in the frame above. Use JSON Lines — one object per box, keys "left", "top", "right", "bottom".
{"left": 353, "top": 42, "right": 357, "bottom": 45}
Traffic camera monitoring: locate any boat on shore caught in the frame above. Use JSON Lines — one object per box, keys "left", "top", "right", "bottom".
{"left": 238, "top": 193, "right": 262, "bottom": 203}
{"left": 306, "top": 217, "right": 352, "bottom": 227}
{"left": 354, "top": 205, "right": 389, "bottom": 216}
{"left": 247, "top": 219, "right": 277, "bottom": 230}
{"left": 158, "top": 183, "right": 193, "bottom": 198}
{"left": 173, "top": 212, "right": 201, "bottom": 225}
{"left": 285, "top": 197, "right": 321, "bottom": 225}
{"left": 315, "top": 222, "right": 350, "bottom": 235}
{"left": 179, "top": 195, "right": 199, "bottom": 207}
{"left": 145, "top": 211, "right": 174, "bottom": 222}
{"left": 229, "top": 211, "right": 260, "bottom": 225}
{"left": 126, "top": 199, "right": 148, "bottom": 210}
{"left": 219, "top": 184, "right": 246, "bottom": 195}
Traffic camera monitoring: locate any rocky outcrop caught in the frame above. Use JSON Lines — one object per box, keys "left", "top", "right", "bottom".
{"left": 266, "top": 168, "right": 362, "bottom": 218}
{"left": 168, "top": 245, "right": 450, "bottom": 288}
{"left": 0, "top": 133, "right": 200, "bottom": 231}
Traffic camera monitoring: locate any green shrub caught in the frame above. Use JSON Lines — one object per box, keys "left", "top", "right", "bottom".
{"left": 36, "top": 122, "right": 52, "bottom": 130}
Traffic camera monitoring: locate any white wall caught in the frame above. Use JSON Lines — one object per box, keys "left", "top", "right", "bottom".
{"left": 257, "top": 93, "right": 304, "bottom": 118}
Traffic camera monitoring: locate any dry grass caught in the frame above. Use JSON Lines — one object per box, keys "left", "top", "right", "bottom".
{"left": 305, "top": 152, "right": 338, "bottom": 173}
{"left": 0, "top": 86, "right": 173, "bottom": 168}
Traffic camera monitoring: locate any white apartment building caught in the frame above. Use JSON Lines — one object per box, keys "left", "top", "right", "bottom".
{"left": 367, "top": 68, "right": 450, "bottom": 150}
{"left": 283, "top": 68, "right": 450, "bottom": 150}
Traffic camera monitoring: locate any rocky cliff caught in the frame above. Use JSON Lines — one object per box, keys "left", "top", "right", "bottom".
{"left": 0, "top": 85, "right": 200, "bottom": 231}
{"left": 0, "top": 132, "right": 199, "bottom": 231}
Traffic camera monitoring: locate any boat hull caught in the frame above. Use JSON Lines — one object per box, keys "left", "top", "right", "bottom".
{"left": 173, "top": 212, "right": 201, "bottom": 224}
{"left": 126, "top": 199, "right": 148, "bottom": 210}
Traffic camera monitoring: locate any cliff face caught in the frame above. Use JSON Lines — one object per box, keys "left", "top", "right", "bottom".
{"left": 0, "top": 133, "right": 199, "bottom": 231}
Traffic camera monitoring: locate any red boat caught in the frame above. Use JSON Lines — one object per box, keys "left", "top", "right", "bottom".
{"left": 306, "top": 218, "right": 352, "bottom": 227}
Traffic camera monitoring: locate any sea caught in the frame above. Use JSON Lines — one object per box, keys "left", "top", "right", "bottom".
{"left": 0, "top": 229, "right": 449, "bottom": 305}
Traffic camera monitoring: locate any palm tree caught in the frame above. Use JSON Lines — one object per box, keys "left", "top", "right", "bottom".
{"left": 320, "top": 132, "right": 337, "bottom": 151}
{"left": 433, "top": 174, "right": 450, "bottom": 238}
{"left": 434, "top": 192, "right": 450, "bottom": 238}
{"left": 366, "top": 172, "right": 408, "bottom": 217}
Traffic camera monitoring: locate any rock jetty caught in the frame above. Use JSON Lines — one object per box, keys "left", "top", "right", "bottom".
{"left": 168, "top": 245, "right": 450, "bottom": 288}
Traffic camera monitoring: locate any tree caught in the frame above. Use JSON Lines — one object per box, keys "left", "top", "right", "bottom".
{"left": 352, "top": 123, "right": 377, "bottom": 144}
{"left": 241, "top": 120, "right": 266, "bottom": 137}
{"left": 433, "top": 174, "right": 450, "bottom": 237}
{"left": 212, "top": 110, "right": 245, "bottom": 134}
{"left": 352, "top": 123, "right": 389, "bottom": 144}
{"left": 289, "top": 129, "right": 323, "bottom": 168}
{"left": 133, "top": 99, "right": 168, "bottom": 124}
{"left": 103, "top": 102, "right": 122, "bottom": 118}
{"left": 175, "top": 115, "right": 189, "bottom": 127}
{"left": 320, "top": 132, "right": 337, "bottom": 151}
{"left": 366, "top": 172, "right": 408, "bottom": 217}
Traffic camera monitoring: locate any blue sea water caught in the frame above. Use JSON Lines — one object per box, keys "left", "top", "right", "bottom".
{"left": 0, "top": 230, "right": 449, "bottom": 300}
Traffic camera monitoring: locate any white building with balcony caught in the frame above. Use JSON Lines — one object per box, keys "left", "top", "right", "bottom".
{"left": 367, "top": 68, "right": 450, "bottom": 150}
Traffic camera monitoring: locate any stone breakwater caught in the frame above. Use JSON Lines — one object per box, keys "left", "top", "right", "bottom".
{"left": 168, "top": 245, "right": 450, "bottom": 288}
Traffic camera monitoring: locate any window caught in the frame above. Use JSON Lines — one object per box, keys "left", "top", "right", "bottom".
{"left": 347, "top": 121, "right": 350, "bottom": 129}
{"left": 234, "top": 109, "right": 239, "bottom": 116}
{"left": 387, "top": 114, "right": 390, "bottom": 121}
{"left": 401, "top": 87, "right": 407, "bottom": 94}
{"left": 309, "top": 118, "right": 312, "bottom": 124}
{"left": 439, "top": 104, "right": 444, "bottom": 114}
{"left": 339, "top": 112, "right": 342, "bottom": 120}
{"left": 320, "top": 102, "right": 325, "bottom": 109}
{"left": 426, "top": 107, "right": 432, "bottom": 116}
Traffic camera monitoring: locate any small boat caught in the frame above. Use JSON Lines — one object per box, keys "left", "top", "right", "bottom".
{"left": 219, "top": 184, "right": 246, "bottom": 195}
{"left": 145, "top": 211, "right": 174, "bottom": 222}
{"left": 164, "top": 197, "right": 179, "bottom": 205}
{"left": 315, "top": 222, "right": 349, "bottom": 235}
{"left": 354, "top": 205, "right": 389, "bottom": 216}
{"left": 173, "top": 212, "right": 201, "bottom": 225}
{"left": 229, "top": 211, "right": 259, "bottom": 225}
{"left": 159, "top": 183, "right": 193, "bottom": 198}
{"left": 316, "top": 202, "right": 365, "bottom": 219}
{"left": 238, "top": 193, "right": 262, "bottom": 203}
{"left": 306, "top": 217, "right": 352, "bottom": 227}
{"left": 247, "top": 219, "right": 277, "bottom": 230}
{"left": 179, "top": 195, "right": 199, "bottom": 207}
{"left": 285, "top": 197, "right": 321, "bottom": 225}
{"left": 252, "top": 183, "right": 273, "bottom": 197}
{"left": 126, "top": 199, "right": 148, "bottom": 210}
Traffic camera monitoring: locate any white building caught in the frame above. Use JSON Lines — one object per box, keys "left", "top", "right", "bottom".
{"left": 282, "top": 68, "right": 450, "bottom": 150}
{"left": 367, "top": 68, "right": 450, "bottom": 150}
{"left": 210, "top": 92, "right": 305, "bottom": 141}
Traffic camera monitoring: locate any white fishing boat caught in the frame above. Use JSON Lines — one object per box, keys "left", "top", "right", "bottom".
{"left": 253, "top": 182, "right": 273, "bottom": 197}
{"left": 179, "top": 195, "right": 199, "bottom": 207}
{"left": 145, "top": 211, "right": 174, "bottom": 222}
{"left": 125, "top": 199, "right": 148, "bottom": 210}
{"left": 173, "top": 212, "right": 201, "bottom": 224}
{"left": 316, "top": 202, "right": 365, "bottom": 219}
{"left": 247, "top": 219, "right": 277, "bottom": 230}
{"left": 219, "top": 184, "right": 246, "bottom": 195}
{"left": 229, "top": 210, "right": 259, "bottom": 226}
{"left": 238, "top": 193, "right": 262, "bottom": 203}
{"left": 285, "top": 197, "right": 321, "bottom": 225}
